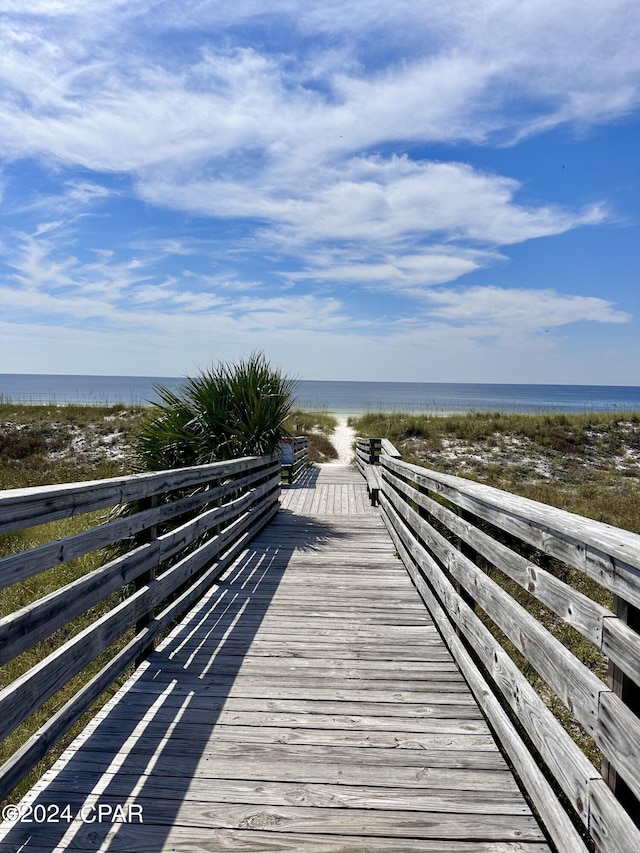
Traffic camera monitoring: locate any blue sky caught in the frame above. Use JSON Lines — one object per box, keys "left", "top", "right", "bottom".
{"left": 0, "top": 1, "right": 638, "bottom": 383}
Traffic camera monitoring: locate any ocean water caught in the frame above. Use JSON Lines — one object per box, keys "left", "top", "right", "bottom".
{"left": 1, "top": 374, "right": 640, "bottom": 414}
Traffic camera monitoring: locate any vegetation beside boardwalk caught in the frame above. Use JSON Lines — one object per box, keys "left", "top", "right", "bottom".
{"left": 351, "top": 410, "right": 640, "bottom": 532}
{"left": 0, "top": 403, "right": 146, "bottom": 490}
{"left": 284, "top": 409, "right": 338, "bottom": 462}
{"left": 351, "top": 409, "right": 640, "bottom": 770}
{"left": 2, "top": 404, "right": 638, "bottom": 799}
{"left": 0, "top": 404, "right": 147, "bottom": 806}
{"left": 132, "top": 353, "right": 294, "bottom": 471}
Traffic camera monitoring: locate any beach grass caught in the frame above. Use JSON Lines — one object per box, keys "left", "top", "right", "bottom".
{"left": 350, "top": 410, "right": 640, "bottom": 532}
{"left": 0, "top": 403, "right": 146, "bottom": 490}
{"left": 284, "top": 409, "right": 338, "bottom": 462}
{"left": 2, "top": 406, "right": 638, "bottom": 800}
{"left": 350, "top": 409, "right": 640, "bottom": 769}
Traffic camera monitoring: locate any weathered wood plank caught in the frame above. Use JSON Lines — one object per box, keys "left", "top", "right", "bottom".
{"left": 0, "top": 492, "right": 276, "bottom": 743}
{"left": 0, "top": 454, "right": 276, "bottom": 536}
{"left": 384, "top": 506, "right": 589, "bottom": 853}
{"left": 124, "top": 681, "right": 477, "bottom": 705}
{"left": 0, "top": 797, "right": 546, "bottom": 840}
{"left": 41, "top": 771, "right": 530, "bottom": 813}
{"left": 384, "top": 466, "right": 611, "bottom": 648}
{"left": 40, "top": 750, "right": 521, "bottom": 791}
{"left": 90, "top": 702, "right": 488, "bottom": 733}
{"left": 0, "top": 826, "right": 551, "bottom": 853}
{"left": 383, "top": 480, "right": 606, "bottom": 737}
{"left": 70, "top": 737, "right": 509, "bottom": 770}
{"left": 0, "top": 464, "right": 549, "bottom": 853}
{"left": 140, "top": 657, "right": 464, "bottom": 680}
{"left": 90, "top": 720, "right": 496, "bottom": 751}
{"left": 129, "top": 640, "right": 457, "bottom": 661}
{"left": 380, "top": 493, "right": 597, "bottom": 826}
{"left": 0, "top": 501, "right": 278, "bottom": 802}
{"left": 117, "top": 691, "right": 485, "bottom": 719}
{"left": 381, "top": 492, "right": 640, "bottom": 852}
{"left": 382, "top": 455, "right": 640, "bottom": 608}
{"left": 0, "top": 465, "right": 276, "bottom": 591}
{"left": 0, "top": 473, "right": 280, "bottom": 665}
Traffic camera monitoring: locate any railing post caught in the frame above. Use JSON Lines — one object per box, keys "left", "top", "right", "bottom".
{"left": 279, "top": 437, "right": 294, "bottom": 484}
{"left": 603, "top": 596, "right": 640, "bottom": 818}
{"left": 134, "top": 493, "right": 159, "bottom": 665}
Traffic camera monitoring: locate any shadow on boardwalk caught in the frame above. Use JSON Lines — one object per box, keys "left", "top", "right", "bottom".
{"left": 0, "top": 468, "right": 547, "bottom": 851}
{"left": 0, "top": 511, "right": 343, "bottom": 853}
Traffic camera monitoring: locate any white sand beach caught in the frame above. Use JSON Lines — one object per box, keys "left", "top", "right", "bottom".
{"left": 322, "top": 415, "right": 356, "bottom": 465}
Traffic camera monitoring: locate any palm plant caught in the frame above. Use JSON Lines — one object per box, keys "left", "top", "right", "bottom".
{"left": 133, "top": 352, "right": 295, "bottom": 471}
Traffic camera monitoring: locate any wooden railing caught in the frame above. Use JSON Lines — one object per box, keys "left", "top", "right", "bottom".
{"left": 0, "top": 454, "right": 280, "bottom": 801}
{"left": 279, "top": 435, "right": 310, "bottom": 484}
{"left": 356, "top": 438, "right": 402, "bottom": 504}
{"left": 359, "top": 438, "right": 640, "bottom": 853}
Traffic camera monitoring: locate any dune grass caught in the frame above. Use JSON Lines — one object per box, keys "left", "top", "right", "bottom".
{"left": 351, "top": 409, "right": 640, "bottom": 771}
{"left": 0, "top": 404, "right": 146, "bottom": 807}
{"left": 0, "top": 403, "right": 146, "bottom": 490}
{"left": 285, "top": 409, "right": 338, "bottom": 462}
{"left": 350, "top": 410, "right": 640, "bottom": 531}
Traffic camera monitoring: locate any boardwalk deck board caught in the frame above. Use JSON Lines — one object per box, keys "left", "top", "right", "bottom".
{"left": 0, "top": 465, "right": 550, "bottom": 852}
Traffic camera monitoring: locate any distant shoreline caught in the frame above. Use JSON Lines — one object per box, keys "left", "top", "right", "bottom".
{"left": 3, "top": 374, "right": 640, "bottom": 415}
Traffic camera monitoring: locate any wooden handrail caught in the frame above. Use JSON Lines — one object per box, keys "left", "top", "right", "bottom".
{"left": 279, "top": 435, "right": 310, "bottom": 484}
{"left": 0, "top": 454, "right": 280, "bottom": 801}
{"left": 356, "top": 437, "right": 640, "bottom": 853}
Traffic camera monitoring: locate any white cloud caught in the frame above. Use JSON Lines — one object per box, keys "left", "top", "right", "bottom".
{"left": 1, "top": 2, "right": 639, "bottom": 170}
{"left": 0, "top": 0, "right": 628, "bottom": 289}
{"left": 0, "top": 1, "right": 637, "bottom": 382}
{"left": 140, "top": 156, "right": 605, "bottom": 270}
{"left": 424, "top": 286, "right": 632, "bottom": 332}
{"left": 288, "top": 250, "right": 491, "bottom": 290}
{"left": 0, "top": 223, "right": 358, "bottom": 337}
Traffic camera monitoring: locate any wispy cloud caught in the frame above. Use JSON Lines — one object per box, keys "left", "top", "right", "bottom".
{"left": 424, "top": 286, "right": 632, "bottom": 332}
{"left": 0, "top": 1, "right": 637, "bottom": 379}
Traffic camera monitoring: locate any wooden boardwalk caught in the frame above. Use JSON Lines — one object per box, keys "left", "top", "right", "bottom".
{"left": 1, "top": 466, "right": 550, "bottom": 852}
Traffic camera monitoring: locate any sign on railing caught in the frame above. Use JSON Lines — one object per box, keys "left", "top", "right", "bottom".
{"left": 279, "top": 435, "right": 309, "bottom": 484}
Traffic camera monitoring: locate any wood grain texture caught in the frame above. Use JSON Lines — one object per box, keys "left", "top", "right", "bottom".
{"left": 383, "top": 466, "right": 611, "bottom": 649}
{"left": 383, "top": 482, "right": 605, "bottom": 737}
{"left": 0, "top": 454, "right": 277, "bottom": 536}
{"left": 0, "top": 465, "right": 276, "bottom": 591}
{"left": 0, "top": 465, "right": 547, "bottom": 853}
{"left": 382, "top": 503, "right": 589, "bottom": 853}
{"left": 0, "top": 503, "right": 278, "bottom": 803}
{"left": 378, "top": 452, "right": 640, "bottom": 853}
{"left": 0, "top": 490, "right": 277, "bottom": 745}
{"left": 380, "top": 492, "right": 597, "bottom": 826}
{"left": 382, "top": 455, "right": 640, "bottom": 609}
{"left": 0, "top": 473, "right": 280, "bottom": 665}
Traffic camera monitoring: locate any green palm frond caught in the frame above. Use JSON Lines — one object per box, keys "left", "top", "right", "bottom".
{"left": 132, "top": 352, "right": 294, "bottom": 471}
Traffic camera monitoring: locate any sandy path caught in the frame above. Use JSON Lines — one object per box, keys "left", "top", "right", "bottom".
{"left": 321, "top": 415, "right": 355, "bottom": 465}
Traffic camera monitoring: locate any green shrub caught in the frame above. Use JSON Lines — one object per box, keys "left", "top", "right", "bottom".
{"left": 133, "top": 353, "right": 294, "bottom": 470}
